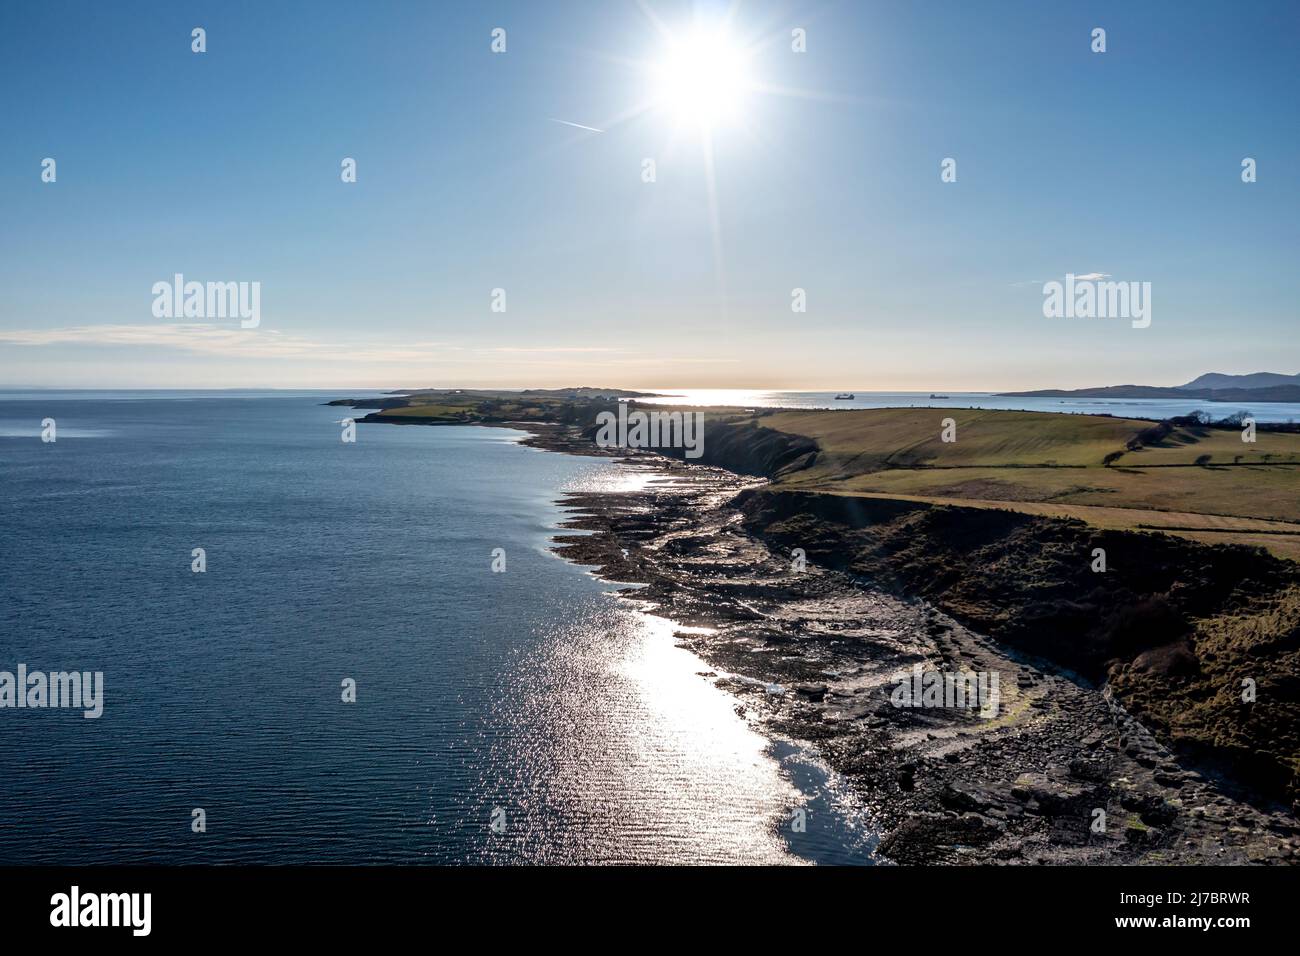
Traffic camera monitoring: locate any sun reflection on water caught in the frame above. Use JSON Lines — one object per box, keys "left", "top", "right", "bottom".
{"left": 477, "top": 601, "right": 804, "bottom": 864}
{"left": 560, "top": 467, "right": 665, "bottom": 495}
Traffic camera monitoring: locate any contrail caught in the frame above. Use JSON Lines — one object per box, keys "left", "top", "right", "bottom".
{"left": 548, "top": 118, "right": 605, "bottom": 133}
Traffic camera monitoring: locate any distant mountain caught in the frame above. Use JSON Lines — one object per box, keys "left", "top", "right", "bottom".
{"left": 1178, "top": 372, "right": 1300, "bottom": 391}
{"left": 999, "top": 383, "right": 1300, "bottom": 403}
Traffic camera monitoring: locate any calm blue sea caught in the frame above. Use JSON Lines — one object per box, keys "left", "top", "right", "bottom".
{"left": 640, "top": 388, "right": 1300, "bottom": 422}
{"left": 0, "top": 391, "right": 875, "bottom": 865}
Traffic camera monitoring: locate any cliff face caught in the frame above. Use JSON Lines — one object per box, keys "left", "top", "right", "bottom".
{"left": 736, "top": 488, "right": 1300, "bottom": 805}
{"left": 580, "top": 417, "right": 818, "bottom": 478}
{"left": 675, "top": 419, "right": 818, "bottom": 477}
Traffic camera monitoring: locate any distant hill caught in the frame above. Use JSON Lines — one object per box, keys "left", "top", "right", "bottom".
{"left": 1178, "top": 372, "right": 1300, "bottom": 391}
{"left": 999, "top": 383, "right": 1300, "bottom": 403}
{"left": 1000, "top": 385, "right": 1175, "bottom": 399}
{"left": 518, "top": 387, "right": 655, "bottom": 399}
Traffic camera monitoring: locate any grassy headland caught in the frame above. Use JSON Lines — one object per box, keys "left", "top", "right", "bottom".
{"left": 758, "top": 407, "right": 1300, "bottom": 560}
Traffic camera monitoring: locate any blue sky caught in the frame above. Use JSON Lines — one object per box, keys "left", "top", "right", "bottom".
{"left": 1, "top": 0, "right": 1296, "bottom": 389}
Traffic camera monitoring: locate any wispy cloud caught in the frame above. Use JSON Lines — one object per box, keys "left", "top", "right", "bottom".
{"left": 1012, "top": 272, "right": 1112, "bottom": 288}
{"left": 547, "top": 118, "right": 605, "bottom": 133}
{"left": 603, "top": 356, "right": 741, "bottom": 365}
{"left": 0, "top": 324, "right": 739, "bottom": 369}
{"left": 479, "top": 346, "right": 623, "bottom": 354}
{"left": 0, "top": 324, "right": 452, "bottom": 362}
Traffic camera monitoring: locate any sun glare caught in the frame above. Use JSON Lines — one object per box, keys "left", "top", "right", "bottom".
{"left": 652, "top": 27, "right": 752, "bottom": 128}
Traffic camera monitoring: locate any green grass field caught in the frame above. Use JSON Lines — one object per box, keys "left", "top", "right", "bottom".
{"left": 757, "top": 407, "right": 1300, "bottom": 559}
{"left": 764, "top": 407, "right": 1143, "bottom": 468}
{"left": 379, "top": 390, "right": 582, "bottom": 423}
{"left": 378, "top": 403, "right": 478, "bottom": 421}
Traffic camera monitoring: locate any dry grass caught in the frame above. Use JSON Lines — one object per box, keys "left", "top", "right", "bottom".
{"left": 758, "top": 407, "right": 1300, "bottom": 559}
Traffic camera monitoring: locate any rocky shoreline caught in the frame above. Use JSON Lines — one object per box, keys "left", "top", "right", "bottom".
{"left": 489, "top": 420, "right": 1299, "bottom": 865}
{"left": 343, "top": 407, "right": 1300, "bottom": 864}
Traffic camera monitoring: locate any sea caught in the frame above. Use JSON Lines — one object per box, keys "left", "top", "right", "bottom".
{"left": 638, "top": 389, "right": 1300, "bottom": 423}
{"left": 0, "top": 390, "right": 875, "bottom": 865}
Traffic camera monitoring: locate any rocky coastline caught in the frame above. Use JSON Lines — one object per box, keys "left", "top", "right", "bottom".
{"left": 356, "top": 411, "right": 1300, "bottom": 864}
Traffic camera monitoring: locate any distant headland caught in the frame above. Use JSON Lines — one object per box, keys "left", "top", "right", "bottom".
{"left": 1000, "top": 371, "right": 1300, "bottom": 403}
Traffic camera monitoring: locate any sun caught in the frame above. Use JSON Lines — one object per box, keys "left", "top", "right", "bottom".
{"left": 651, "top": 26, "right": 753, "bottom": 128}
